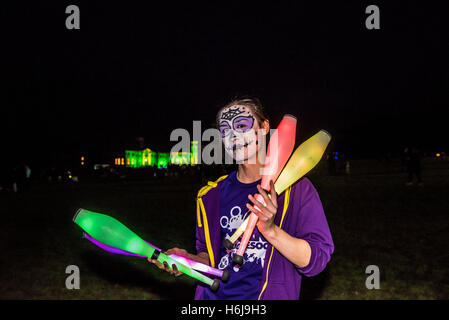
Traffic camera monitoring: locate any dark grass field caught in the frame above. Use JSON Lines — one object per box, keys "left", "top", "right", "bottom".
{"left": 1, "top": 158, "right": 448, "bottom": 300}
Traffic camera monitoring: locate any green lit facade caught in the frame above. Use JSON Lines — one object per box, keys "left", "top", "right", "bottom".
{"left": 125, "top": 148, "right": 157, "bottom": 168}
{"left": 156, "top": 152, "right": 170, "bottom": 168}
{"left": 121, "top": 141, "right": 198, "bottom": 169}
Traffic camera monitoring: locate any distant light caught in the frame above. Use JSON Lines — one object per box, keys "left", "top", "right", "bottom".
{"left": 436, "top": 153, "right": 441, "bottom": 157}
{"left": 69, "top": 175, "right": 72, "bottom": 179}
{"left": 334, "top": 156, "right": 338, "bottom": 160}
{"left": 81, "top": 156, "right": 85, "bottom": 161}
{"left": 335, "top": 152, "right": 338, "bottom": 155}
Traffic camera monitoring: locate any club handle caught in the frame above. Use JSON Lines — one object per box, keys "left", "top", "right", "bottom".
{"left": 225, "top": 193, "right": 269, "bottom": 248}
{"left": 169, "top": 254, "right": 225, "bottom": 279}
{"left": 225, "top": 210, "right": 250, "bottom": 247}
{"left": 157, "top": 253, "right": 218, "bottom": 290}
{"left": 233, "top": 212, "right": 259, "bottom": 265}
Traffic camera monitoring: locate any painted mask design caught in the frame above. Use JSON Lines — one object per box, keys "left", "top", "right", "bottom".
{"left": 219, "top": 106, "right": 262, "bottom": 163}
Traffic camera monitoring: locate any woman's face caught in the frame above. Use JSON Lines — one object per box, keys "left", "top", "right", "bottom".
{"left": 218, "top": 105, "right": 264, "bottom": 163}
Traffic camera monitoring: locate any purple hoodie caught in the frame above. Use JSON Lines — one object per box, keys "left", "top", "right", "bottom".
{"left": 194, "top": 175, "right": 334, "bottom": 300}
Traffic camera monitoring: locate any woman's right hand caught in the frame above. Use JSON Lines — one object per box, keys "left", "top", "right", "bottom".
{"left": 148, "top": 247, "right": 206, "bottom": 277}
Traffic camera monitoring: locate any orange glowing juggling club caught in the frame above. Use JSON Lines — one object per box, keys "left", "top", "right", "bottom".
{"left": 232, "top": 114, "right": 297, "bottom": 266}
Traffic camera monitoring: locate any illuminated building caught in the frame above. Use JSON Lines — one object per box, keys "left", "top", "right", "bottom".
{"left": 120, "top": 141, "right": 199, "bottom": 169}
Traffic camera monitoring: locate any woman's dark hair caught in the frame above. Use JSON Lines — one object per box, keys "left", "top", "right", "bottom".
{"left": 216, "top": 96, "right": 270, "bottom": 127}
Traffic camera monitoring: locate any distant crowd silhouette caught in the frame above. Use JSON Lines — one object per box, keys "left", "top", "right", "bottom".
{"left": 1, "top": 147, "right": 445, "bottom": 194}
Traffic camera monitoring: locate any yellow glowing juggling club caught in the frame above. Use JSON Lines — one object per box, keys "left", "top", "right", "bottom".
{"left": 225, "top": 130, "right": 331, "bottom": 252}
{"left": 272, "top": 129, "right": 331, "bottom": 193}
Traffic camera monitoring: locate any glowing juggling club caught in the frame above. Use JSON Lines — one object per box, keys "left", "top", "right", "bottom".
{"left": 73, "top": 208, "right": 220, "bottom": 291}
{"left": 83, "top": 232, "right": 229, "bottom": 282}
{"left": 232, "top": 115, "right": 297, "bottom": 266}
{"left": 83, "top": 232, "right": 151, "bottom": 257}
{"left": 226, "top": 130, "right": 332, "bottom": 262}
{"left": 272, "top": 129, "right": 331, "bottom": 193}
{"left": 169, "top": 254, "right": 229, "bottom": 281}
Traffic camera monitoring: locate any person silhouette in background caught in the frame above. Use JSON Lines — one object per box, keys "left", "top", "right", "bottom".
{"left": 405, "top": 146, "right": 423, "bottom": 186}
{"left": 11, "top": 161, "right": 30, "bottom": 193}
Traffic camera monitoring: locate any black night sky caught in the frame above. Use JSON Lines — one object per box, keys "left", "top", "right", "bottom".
{"left": 3, "top": 1, "right": 448, "bottom": 168}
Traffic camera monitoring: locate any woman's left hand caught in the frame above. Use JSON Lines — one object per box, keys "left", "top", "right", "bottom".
{"left": 246, "top": 180, "right": 278, "bottom": 238}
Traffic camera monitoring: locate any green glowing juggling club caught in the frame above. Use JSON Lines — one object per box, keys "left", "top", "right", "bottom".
{"left": 73, "top": 208, "right": 219, "bottom": 291}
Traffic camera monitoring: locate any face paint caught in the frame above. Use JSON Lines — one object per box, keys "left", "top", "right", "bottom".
{"left": 220, "top": 106, "right": 245, "bottom": 121}
{"left": 219, "top": 116, "right": 254, "bottom": 138}
{"left": 219, "top": 106, "right": 262, "bottom": 163}
{"left": 233, "top": 116, "right": 255, "bottom": 134}
{"left": 219, "top": 121, "right": 231, "bottom": 138}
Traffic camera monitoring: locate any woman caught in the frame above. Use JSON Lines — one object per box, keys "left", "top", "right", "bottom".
{"left": 149, "top": 97, "right": 334, "bottom": 300}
